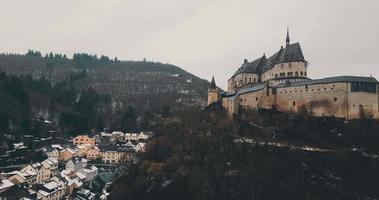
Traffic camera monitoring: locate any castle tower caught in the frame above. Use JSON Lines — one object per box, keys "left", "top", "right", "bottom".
{"left": 208, "top": 76, "right": 220, "bottom": 106}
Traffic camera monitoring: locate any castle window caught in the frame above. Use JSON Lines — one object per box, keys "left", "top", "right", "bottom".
{"left": 293, "top": 101, "right": 296, "bottom": 106}
{"left": 287, "top": 72, "right": 291, "bottom": 76}
{"left": 318, "top": 88, "right": 321, "bottom": 91}
{"left": 275, "top": 74, "right": 278, "bottom": 78}
{"left": 256, "top": 97, "right": 258, "bottom": 101}
{"left": 351, "top": 82, "right": 377, "bottom": 93}
{"left": 324, "top": 88, "right": 327, "bottom": 90}
{"left": 245, "top": 77, "right": 247, "bottom": 83}
{"left": 300, "top": 72, "right": 303, "bottom": 76}
{"left": 304, "top": 72, "right": 307, "bottom": 76}
{"left": 249, "top": 77, "right": 252, "bottom": 82}
{"left": 254, "top": 78, "right": 256, "bottom": 82}
{"left": 334, "top": 97, "right": 337, "bottom": 102}
{"left": 295, "top": 72, "right": 298, "bottom": 76}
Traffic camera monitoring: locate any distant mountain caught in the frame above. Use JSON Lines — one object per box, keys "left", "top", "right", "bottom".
{"left": 0, "top": 51, "right": 211, "bottom": 112}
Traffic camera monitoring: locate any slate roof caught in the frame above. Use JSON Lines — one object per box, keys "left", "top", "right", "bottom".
{"left": 232, "top": 42, "right": 306, "bottom": 78}
{"left": 232, "top": 56, "right": 267, "bottom": 77}
{"left": 69, "top": 157, "right": 87, "bottom": 164}
{"left": 229, "top": 84, "right": 267, "bottom": 100}
{"left": 210, "top": 76, "right": 217, "bottom": 89}
{"left": 99, "top": 145, "right": 134, "bottom": 152}
{"left": 276, "top": 76, "right": 378, "bottom": 88}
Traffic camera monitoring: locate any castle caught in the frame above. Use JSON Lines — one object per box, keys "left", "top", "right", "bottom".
{"left": 208, "top": 30, "right": 379, "bottom": 120}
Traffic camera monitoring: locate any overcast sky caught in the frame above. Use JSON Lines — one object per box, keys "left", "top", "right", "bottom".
{"left": 0, "top": 0, "right": 378, "bottom": 89}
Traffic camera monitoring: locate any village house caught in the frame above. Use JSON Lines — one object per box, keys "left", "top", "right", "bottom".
{"left": 7, "top": 170, "right": 37, "bottom": 185}
{"left": 49, "top": 175, "right": 68, "bottom": 196}
{"left": 111, "top": 131, "right": 125, "bottom": 142}
{"left": 66, "top": 157, "right": 88, "bottom": 172}
{"left": 77, "top": 143, "right": 93, "bottom": 157}
{"left": 86, "top": 146, "right": 101, "bottom": 160}
{"left": 21, "top": 162, "right": 51, "bottom": 184}
{"left": 60, "top": 170, "right": 84, "bottom": 196}
{"left": 79, "top": 165, "right": 98, "bottom": 183}
{"left": 73, "top": 135, "right": 96, "bottom": 146}
{"left": 135, "top": 142, "right": 147, "bottom": 152}
{"left": 41, "top": 158, "right": 58, "bottom": 177}
{"left": 33, "top": 180, "right": 65, "bottom": 200}
{"left": 124, "top": 133, "right": 139, "bottom": 141}
{"left": 71, "top": 188, "right": 97, "bottom": 200}
{"left": 0, "top": 178, "right": 14, "bottom": 193}
{"left": 60, "top": 147, "right": 78, "bottom": 162}
{"left": 44, "top": 144, "right": 63, "bottom": 160}
{"left": 100, "top": 146, "right": 136, "bottom": 164}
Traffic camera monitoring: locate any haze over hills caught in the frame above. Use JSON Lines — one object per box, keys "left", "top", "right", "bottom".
{"left": 0, "top": 51, "right": 211, "bottom": 111}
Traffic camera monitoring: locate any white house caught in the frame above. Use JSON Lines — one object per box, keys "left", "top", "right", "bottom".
{"left": 79, "top": 165, "right": 98, "bottom": 182}
{"left": 135, "top": 142, "right": 146, "bottom": 152}
{"left": 66, "top": 157, "right": 88, "bottom": 172}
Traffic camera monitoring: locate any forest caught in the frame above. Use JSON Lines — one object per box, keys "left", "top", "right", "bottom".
{"left": 0, "top": 70, "right": 145, "bottom": 140}
{"left": 110, "top": 108, "right": 379, "bottom": 200}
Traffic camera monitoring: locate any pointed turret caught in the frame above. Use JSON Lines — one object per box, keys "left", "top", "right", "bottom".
{"left": 210, "top": 76, "right": 217, "bottom": 89}
{"left": 208, "top": 76, "right": 220, "bottom": 106}
{"left": 286, "top": 27, "right": 290, "bottom": 47}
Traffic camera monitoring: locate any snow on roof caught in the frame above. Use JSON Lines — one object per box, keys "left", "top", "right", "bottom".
{"left": 100, "top": 132, "right": 112, "bottom": 137}
{"left": 66, "top": 148, "right": 78, "bottom": 154}
{"left": 111, "top": 131, "right": 124, "bottom": 135}
{"left": 77, "top": 143, "right": 92, "bottom": 149}
{"left": 51, "top": 144, "right": 64, "bottom": 150}
{"left": 38, "top": 190, "right": 50, "bottom": 197}
{"left": 44, "top": 181, "right": 59, "bottom": 190}
{"left": 81, "top": 165, "right": 98, "bottom": 174}
{"left": 31, "top": 163, "right": 42, "bottom": 169}
{"left": 75, "top": 172, "right": 86, "bottom": 180}
{"left": 42, "top": 158, "right": 58, "bottom": 167}
{"left": 137, "top": 142, "right": 146, "bottom": 147}
{"left": 40, "top": 137, "right": 52, "bottom": 141}
{"left": 0, "top": 179, "right": 14, "bottom": 190}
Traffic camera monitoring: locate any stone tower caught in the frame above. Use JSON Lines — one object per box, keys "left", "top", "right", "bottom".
{"left": 207, "top": 76, "right": 220, "bottom": 106}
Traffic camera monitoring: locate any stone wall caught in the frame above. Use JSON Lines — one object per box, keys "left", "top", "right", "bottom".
{"left": 228, "top": 73, "right": 259, "bottom": 92}
{"left": 347, "top": 84, "right": 379, "bottom": 119}
{"left": 222, "top": 81, "right": 379, "bottom": 120}
{"left": 207, "top": 89, "right": 220, "bottom": 106}
{"left": 275, "top": 83, "right": 348, "bottom": 118}
{"left": 261, "top": 62, "right": 307, "bottom": 82}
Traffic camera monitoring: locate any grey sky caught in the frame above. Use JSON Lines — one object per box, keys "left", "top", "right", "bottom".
{"left": 0, "top": 0, "right": 378, "bottom": 89}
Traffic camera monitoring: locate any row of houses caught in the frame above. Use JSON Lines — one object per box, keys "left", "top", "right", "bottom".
{"left": 0, "top": 156, "right": 105, "bottom": 200}
{"left": 44, "top": 133, "right": 148, "bottom": 164}
{"left": 45, "top": 144, "right": 141, "bottom": 165}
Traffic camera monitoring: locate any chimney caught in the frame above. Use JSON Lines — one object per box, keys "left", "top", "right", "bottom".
{"left": 244, "top": 59, "right": 248, "bottom": 64}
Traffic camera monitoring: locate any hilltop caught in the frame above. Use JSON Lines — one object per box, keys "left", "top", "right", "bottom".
{"left": 0, "top": 50, "right": 211, "bottom": 112}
